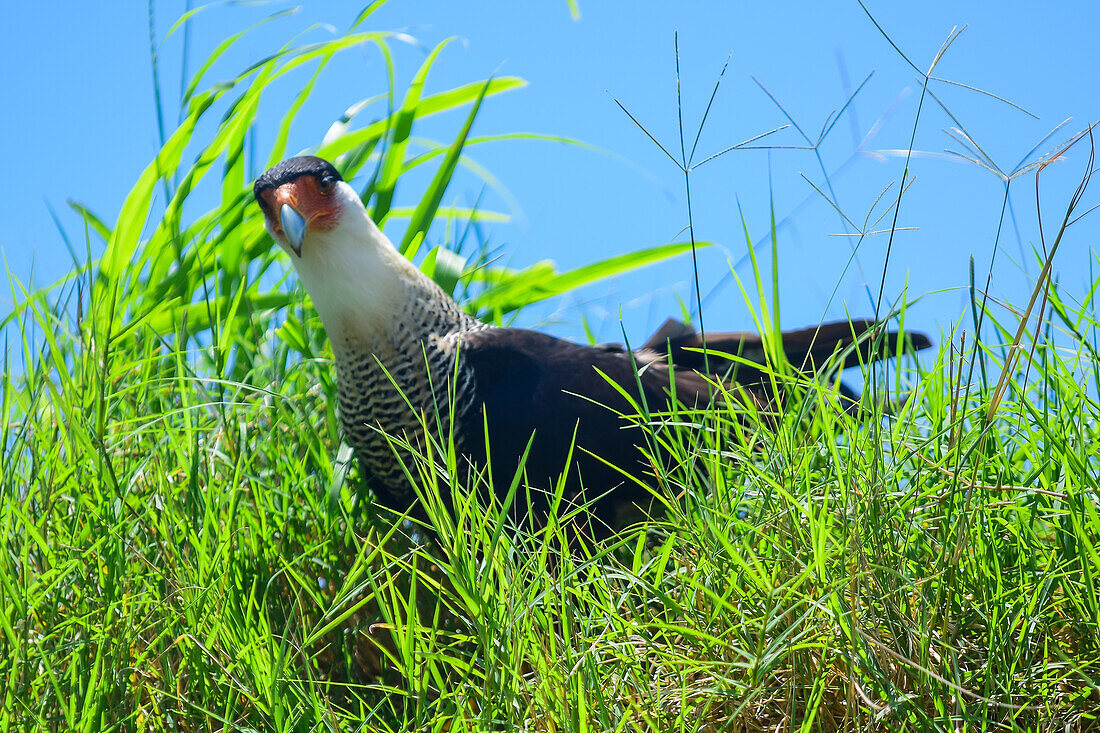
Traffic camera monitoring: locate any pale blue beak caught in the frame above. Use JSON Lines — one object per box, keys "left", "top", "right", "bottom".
{"left": 280, "top": 203, "right": 307, "bottom": 257}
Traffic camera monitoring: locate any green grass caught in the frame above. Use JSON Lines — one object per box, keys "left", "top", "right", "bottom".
{"left": 3, "top": 4, "right": 1100, "bottom": 731}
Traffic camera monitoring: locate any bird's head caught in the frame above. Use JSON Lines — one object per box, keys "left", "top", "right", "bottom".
{"left": 253, "top": 155, "right": 421, "bottom": 338}
{"left": 253, "top": 155, "right": 352, "bottom": 258}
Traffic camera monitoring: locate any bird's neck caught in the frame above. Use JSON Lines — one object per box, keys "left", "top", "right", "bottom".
{"left": 290, "top": 212, "right": 478, "bottom": 361}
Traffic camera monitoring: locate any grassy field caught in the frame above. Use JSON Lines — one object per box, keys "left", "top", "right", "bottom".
{"left": 3, "top": 5, "right": 1100, "bottom": 731}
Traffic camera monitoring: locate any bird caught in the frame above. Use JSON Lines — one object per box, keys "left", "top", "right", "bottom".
{"left": 253, "top": 155, "right": 930, "bottom": 533}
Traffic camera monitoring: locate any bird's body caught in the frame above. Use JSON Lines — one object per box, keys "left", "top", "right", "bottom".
{"left": 254, "top": 156, "right": 929, "bottom": 531}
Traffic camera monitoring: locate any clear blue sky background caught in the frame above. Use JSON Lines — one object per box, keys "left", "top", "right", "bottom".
{"left": 2, "top": 1, "right": 1099, "bottom": 346}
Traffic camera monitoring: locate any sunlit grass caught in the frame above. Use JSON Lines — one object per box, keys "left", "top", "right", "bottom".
{"left": 2, "top": 3, "right": 1100, "bottom": 731}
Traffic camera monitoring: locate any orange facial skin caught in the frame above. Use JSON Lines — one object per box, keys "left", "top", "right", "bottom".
{"left": 257, "top": 175, "right": 344, "bottom": 241}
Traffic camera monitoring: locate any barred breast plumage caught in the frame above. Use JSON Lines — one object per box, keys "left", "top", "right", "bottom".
{"left": 329, "top": 276, "right": 487, "bottom": 508}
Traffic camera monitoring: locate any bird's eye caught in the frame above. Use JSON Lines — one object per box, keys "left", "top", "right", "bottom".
{"left": 319, "top": 175, "right": 335, "bottom": 194}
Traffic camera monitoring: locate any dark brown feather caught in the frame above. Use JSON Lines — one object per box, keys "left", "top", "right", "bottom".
{"left": 453, "top": 319, "right": 930, "bottom": 533}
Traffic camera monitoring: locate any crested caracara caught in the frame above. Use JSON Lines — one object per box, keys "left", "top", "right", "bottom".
{"left": 253, "top": 155, "right": 930, "bottom": 531}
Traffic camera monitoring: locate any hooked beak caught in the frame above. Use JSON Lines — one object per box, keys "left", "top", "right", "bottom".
{"left": 280, "top": 203, "right": 307, "bottom": 257}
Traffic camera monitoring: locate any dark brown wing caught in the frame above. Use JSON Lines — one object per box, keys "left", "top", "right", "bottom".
{"left": 453, "top": 320, "right": 930, "bottom": 529}
{"left": 457, "top": 328, "right": 709, "bottom": 529}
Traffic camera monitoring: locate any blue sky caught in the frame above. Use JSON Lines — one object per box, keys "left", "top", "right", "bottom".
{"left": 3, "top": 2, "right": 1099, "bottom": 345}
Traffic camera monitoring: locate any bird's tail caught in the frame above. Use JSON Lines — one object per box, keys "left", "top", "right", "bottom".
{"left": 640, "top": 317, "right": 931, "bottom": 377}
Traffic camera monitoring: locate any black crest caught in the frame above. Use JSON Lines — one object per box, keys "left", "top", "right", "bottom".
{"left": 253, "top": 156, "right": 343, "bottom": 203}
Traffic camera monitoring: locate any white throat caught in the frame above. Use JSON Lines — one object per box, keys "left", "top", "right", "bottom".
{"left": 270, "top": 181, "right": 476, "bottom": 357}
{"left": 278, "top": 182, "right": 425, "bottom": 341}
